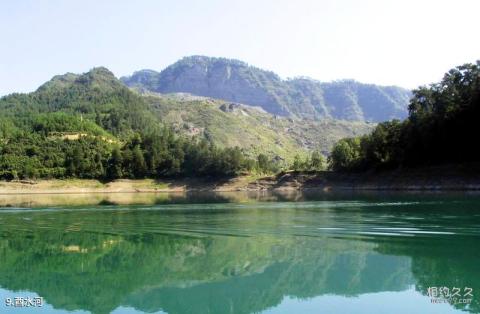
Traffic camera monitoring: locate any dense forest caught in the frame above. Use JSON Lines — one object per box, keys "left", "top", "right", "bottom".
{"left": 0, "top": 68, "right": 324, "bottom": 180}
{"left": 329, "top": 61, "right": 480, "bottom": 171}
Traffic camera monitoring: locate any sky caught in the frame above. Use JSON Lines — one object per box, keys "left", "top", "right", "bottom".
{"left": 0, "top": 0, "right": 479, "bottom": 96}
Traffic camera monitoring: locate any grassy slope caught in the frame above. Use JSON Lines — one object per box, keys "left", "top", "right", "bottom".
{"left": 144, "top": 93, "right": 375, "bottom": 162}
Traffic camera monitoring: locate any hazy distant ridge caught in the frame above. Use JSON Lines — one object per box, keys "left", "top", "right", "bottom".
{"left": 122, "top": 56, "right": 411, "bottom": 122}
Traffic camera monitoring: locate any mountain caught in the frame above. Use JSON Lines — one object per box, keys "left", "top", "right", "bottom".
{"left": 0, "top": 68, "right": 374, "bottom": 169}
{"left": 121, "top": 56, "right": 411, "bottom": 122}
{"left": 142, "top": 92, "right": 374, "bottom": 159}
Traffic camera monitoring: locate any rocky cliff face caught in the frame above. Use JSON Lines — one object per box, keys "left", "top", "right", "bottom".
{"left": 121, "top": 56, "right": 411, "bottom": 122}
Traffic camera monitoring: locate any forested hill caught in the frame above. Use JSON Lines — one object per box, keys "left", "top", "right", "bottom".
{"left": 121, "top": 56, "right": 411, "bottom": 122}
{"left": 0, "top": 67, "right": 270, "bottom": 180}
{"left": 0, "top": 67, "right": 158, "bottom": 136}
{"left": 329, "top": 60, "right": 480, "bottom": 171}
{"left": 0, "top": 67, "right": 373, "bottom": 180}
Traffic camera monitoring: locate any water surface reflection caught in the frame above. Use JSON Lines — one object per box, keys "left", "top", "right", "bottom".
{"left": 0, "top": 192, "right": 479, "bottom": 313}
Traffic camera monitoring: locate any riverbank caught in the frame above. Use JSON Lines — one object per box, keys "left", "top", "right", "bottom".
{"left": 0, "top": 176, "right": 258, "bottom": 194}
{"left": 1, "top": 165, "right": 479, "bottom": 195}
{"left": 253, "top": 168, "right": 480, "bottom": 191}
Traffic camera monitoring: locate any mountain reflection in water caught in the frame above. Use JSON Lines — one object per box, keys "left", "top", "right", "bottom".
{"left": 0, "top": 191, "right": 479, "bottom": 314}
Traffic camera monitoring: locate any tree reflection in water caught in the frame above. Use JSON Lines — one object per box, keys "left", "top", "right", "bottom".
{"left": 0, "top": 192, "right": 478, "bottom": 314}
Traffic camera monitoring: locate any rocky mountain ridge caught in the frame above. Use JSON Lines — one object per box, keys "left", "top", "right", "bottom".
{"left": 122, "top": 56, "right": 411, "bottom": 122}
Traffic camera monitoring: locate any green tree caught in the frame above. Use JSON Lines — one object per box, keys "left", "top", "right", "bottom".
{"left": 257, "top": 154, "right": 270, "bottom": 173}
{"left": 292, "top": 155, "right": 304, "bottom": 171}
{"left": 132, "top": 146, "right": 147, "bottom": 178}
{"left": 309, "top": 151, "right": 325, "bottom": 171}
{"left": 328, "top": 137, "right": 362, "bottom": 171}
{"left": 107, "top": 147, "right": 123, "bottom": 179}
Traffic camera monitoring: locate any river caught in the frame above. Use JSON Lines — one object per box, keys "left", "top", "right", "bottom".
{"left": 0, "top": 191, "right": 479, "bottom": 313}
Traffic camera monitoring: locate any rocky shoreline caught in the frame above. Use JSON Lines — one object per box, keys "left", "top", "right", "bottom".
{"left": 248, "top": 170, "right": 480, "bottom": 191}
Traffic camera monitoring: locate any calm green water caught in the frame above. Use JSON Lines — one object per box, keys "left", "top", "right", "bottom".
{"left": 0, "top": 191, "right": 479, "bottom": 314}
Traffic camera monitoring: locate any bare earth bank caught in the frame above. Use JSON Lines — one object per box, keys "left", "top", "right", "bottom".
{"left": 1, "top": 165, "right": 480, "bottom": 195}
